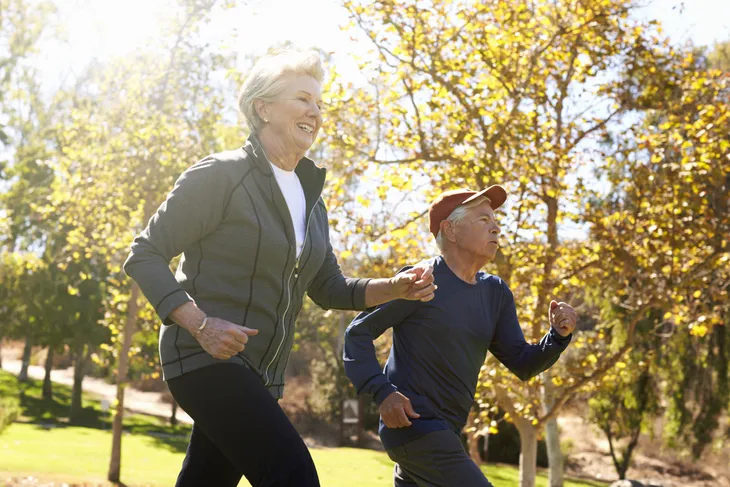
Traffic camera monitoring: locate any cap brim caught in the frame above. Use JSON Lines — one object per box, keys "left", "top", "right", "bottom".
{"left": 462, "top": 185, "right": 507, "bottom": 210}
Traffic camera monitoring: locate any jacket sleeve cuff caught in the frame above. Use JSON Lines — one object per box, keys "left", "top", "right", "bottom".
{"left": 156, "top": 289, "right": 193, "bottom": 326}
{"left": 352, "top": 278, "right": 373, "bottom": 311}
{"left": 549, "top": 327, "right": 572, "bottom": 347}
{"left": 373, "top": 382, "right": 398, "bottom": 407}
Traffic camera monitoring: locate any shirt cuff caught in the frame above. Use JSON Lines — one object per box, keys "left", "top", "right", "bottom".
{"left": 157, "top": 289, "right": 193, "bottom": 326}
{"left": 373, "top": 382, "right": 398, "bottom": 407}
{"left": 352, "top": 278, "right": 373, "bottom": 310}
{"left": 549, "top": 326, "right": 572, "bottom": 345}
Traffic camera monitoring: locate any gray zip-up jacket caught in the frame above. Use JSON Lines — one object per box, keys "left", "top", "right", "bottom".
{"left": 124, "top": 135, "right": 370, "bottom": 398}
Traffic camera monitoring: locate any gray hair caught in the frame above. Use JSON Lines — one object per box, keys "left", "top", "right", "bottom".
{"left": 435, "top": 196, "right": 489, "bottom": 251}
{"left": 237, "top": 49, "right": 325, "bottom": 133}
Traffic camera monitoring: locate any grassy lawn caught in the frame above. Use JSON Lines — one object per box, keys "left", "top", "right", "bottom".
{"left": 0, "top": 371, "right": 605, "bottom": 487}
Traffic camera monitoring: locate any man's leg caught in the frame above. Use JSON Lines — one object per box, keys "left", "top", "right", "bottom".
{"left": 392, "top": 462, "right": 419, "bottom": 487}
{"left": 168, "top": 363, "right": 320, "bottom": 487}
{"left": 386, "top": 430, "right": 494, "bottom": 487}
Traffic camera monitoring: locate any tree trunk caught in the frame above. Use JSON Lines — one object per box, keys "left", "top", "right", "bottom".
{"left": 42, "top": 347, "right": 54, "bottom": 400}
{"left": 543, "top": 373, "right": 564, "bottom": 487}
{"left": 466, "top": 409, "right": 483, "bottom": 464}
{"left": 170, "top": 400, "right": 178, "bottom": 426}
{"left": 605, "top": 429, "right": 623, "bottom": 478}
{"left": 70, "top": 339, "right": 87, "bottom": 420}
{"left": 545, "top": 416, "right": 563, "bottom": 486}
{"left": 338, "top": 399, "right": 345, "bottom": 447}
{"left": 354, "top": 394, "right": 367, "bottom": 448}
{"left": 0, "top": 337, "right": 4, "bottom": 369}
{"left": 482, "top": 428, "right": 490, "bottom": 461}
{"left": 619, "top": 430, "right": 641, "bottom": 480}
{"left": 18, "top": 335, "right": 32, "bottom": 382}
{"left": 468, "top": 431, "right": 482, "bottom": 464}
{"left": 516, "top": 420, "right": 538, "bottom": 487}
{"left": 108, "top": 283, "right": 140, "bottom": 483}
{"left": 337, "top": 314, "right": 346, "bottom": 447}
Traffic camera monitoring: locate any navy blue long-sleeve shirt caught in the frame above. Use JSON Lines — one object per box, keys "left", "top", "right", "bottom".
{"left": 343, "top": 256, "right": 572, "bottom": 449}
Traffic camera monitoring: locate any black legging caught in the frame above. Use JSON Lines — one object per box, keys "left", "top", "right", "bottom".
{"left": 167, "top": 363, "right": 320, "bottom": 487}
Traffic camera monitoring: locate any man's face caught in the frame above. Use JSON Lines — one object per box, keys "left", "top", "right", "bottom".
{"left": 449, "top": 201, "right": 501, "bottom": 261}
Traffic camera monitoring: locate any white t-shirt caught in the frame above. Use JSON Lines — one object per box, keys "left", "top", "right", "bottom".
{"left": 270, "top": 161, "right": 307, "bottom": 256}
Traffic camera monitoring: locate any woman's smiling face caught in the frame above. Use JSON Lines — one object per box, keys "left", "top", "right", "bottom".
{"left": 259, "top": 74, "right": 323, "bottom": 152}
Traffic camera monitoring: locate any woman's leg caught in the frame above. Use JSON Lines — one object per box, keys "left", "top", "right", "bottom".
{"left": 168, "top": 362, "right": 320, "bottom": 487}
{"left": 175, "top": 423, "right": 242, "bottom": 486}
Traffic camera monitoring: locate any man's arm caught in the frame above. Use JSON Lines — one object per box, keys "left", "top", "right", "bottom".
{"left": 343, "top": 298, "right": 422, "bottom": 428}
{"left": 343, "top": 299, "right": 415, "bottom": 403}
{"left": 488, "top": 281, "right": 572, "bottom": 381}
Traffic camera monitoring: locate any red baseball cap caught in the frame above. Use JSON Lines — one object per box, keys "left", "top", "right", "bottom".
{"left": 428, "top": 185, "right": 507, "bottom": 237}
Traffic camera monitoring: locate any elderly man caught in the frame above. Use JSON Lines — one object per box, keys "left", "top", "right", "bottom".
{"left": 343, "top": 186, "right": 576, "bottom": 487}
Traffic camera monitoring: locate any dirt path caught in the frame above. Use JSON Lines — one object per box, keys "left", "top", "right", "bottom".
{"left": 1, "top": 359, "right": 192, "bottom": 425}
{"left": 557, "top": 412, "right": 730, "bottom": 487}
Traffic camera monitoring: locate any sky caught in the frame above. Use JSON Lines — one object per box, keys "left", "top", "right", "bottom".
{"left": 48, "top": 0, "right": 730, "bottom": 84}
{"left": 35, "top": 0, "right": 729, "bottom": 124}
{"left": 633, "top": 0, "right": 730, "bottom": 47}
{"left": 44, "top": 0, "right": 366, "bottom": 87}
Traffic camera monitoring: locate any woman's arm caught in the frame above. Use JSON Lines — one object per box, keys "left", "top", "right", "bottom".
{"left": 362, "top": 263, "right": 435, "bottom": 308}
{"left": 307, "top": 232, "right": 436, "bottom": 310}
{"left": 123, "top": 157, "right": 231, "bottom": 325}
{"left": 170, "top": 301, "right": 258, "bottom": 360}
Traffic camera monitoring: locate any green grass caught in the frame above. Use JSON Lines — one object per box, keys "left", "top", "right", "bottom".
{"left": 0, "top": 370, "right": 605, "bottom": 487}
{"left": 0, "top": 369, "right": 191, "bottom": 452}
{"left": 0, "top": 422, "right": 186, "bottom": 486}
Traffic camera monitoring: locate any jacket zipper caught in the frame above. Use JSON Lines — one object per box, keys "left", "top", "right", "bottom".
{"left": 263, "top": 201, "right": 316, "bottom": 386}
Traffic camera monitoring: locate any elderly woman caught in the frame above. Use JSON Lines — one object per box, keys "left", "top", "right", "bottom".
{"left": 123, "top": 49, "right": 434, "bottom": 487}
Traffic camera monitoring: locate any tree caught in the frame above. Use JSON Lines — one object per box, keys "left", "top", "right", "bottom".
{"left": 662, "top": 320, "right": 728, "bottom": 458}
{"left": 0, "top": 0, "right": 59, "bottom": 387}
{"left": 588, "top": 345, "right": 659, "bottom": 479}
{"left": 708, "top": 40, "right": 730, "bottom": 72}
{"left": 0, "top": 0, "right": 56, "bottom": 147}
{"left": 585, "top": 39, "right": 730, "bottom": 462}
{"left": 0, "top": 251, "right": 46, "bottom": 382}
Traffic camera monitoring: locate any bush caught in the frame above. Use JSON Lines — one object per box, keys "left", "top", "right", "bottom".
{"left": 0, "top": 396, "right": 21, "bottom": 435}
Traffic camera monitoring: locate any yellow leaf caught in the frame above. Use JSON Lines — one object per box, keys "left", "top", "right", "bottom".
{"left": 690, "top": 324, "right": 708, "bottom": 337}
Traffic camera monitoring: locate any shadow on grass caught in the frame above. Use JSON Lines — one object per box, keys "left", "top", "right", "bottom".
{"left": 1, "top": 370, "right": 191, "bottom": 454}
{"left": 374, "top": 454, "right": 394, "bottom": 470}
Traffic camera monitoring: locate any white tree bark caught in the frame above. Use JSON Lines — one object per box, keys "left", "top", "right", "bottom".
{"left": 107, "top": 283, "right": 139, "bottom": 483}
{"left": 516, "top": 419, "right": 538, "bottom": 487}
{"left": 544, "top": 369, "right": 564, "bottom": 487}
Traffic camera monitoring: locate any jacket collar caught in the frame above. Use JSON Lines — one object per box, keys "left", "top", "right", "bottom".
{"left": 244, "top": 133, "right": 321, "bottom": 175}
{"left": 243, "top": 133, "right": 327, "bottom": 210}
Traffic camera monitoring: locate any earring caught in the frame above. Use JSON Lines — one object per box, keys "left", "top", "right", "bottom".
{"left": 264, "top": 118, "right": 269, "bottom": 123}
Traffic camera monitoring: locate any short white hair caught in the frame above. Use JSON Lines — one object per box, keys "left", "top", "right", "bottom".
{"left": 435, "top": 196, "right": 489, "bottom": 251}
{"left": 237, "top": 49, "right": 325, "bottom": 133}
